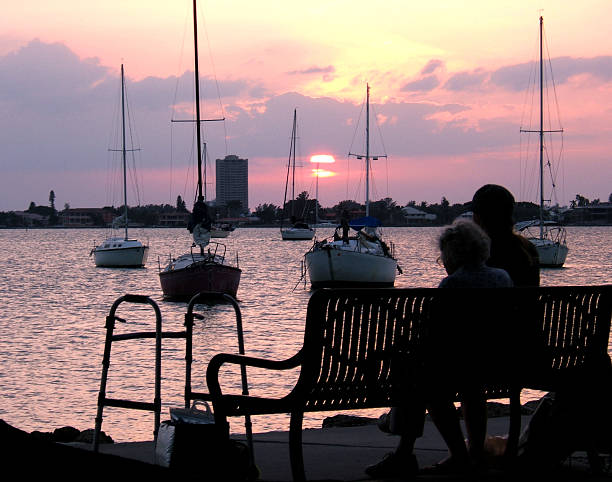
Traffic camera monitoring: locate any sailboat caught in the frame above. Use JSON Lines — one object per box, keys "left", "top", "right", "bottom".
{"left": 158, "top": 0, "right": 241, "bottom": 299}
{"left": 304, "top": 84, "right": 398, "bottom": 287}
{"left": 280, "top": 109, "right": 315, "bottom": 240}
{"left": 518, "top": 16, "right": 569, "bottom": 267}
{"left": 91, "top": 64, "right": 149, "bottom": 268}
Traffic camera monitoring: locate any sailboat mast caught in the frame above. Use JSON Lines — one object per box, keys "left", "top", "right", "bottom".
{"left": 539, "top": 15, "right": 545, "bottom": 239}
{"left": 121, "top": 64, "right": 128, "bottom": 241}
{"left": 365, "top": 83, "right": 370, "bottom": 217}
{"left": 291, "top": 109, "right": 296, "bottom": 216}
{"left": 193, "top": 0, "right": 204, "bottom": 203}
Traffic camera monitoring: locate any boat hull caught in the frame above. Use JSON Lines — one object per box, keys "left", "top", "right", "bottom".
{"left": 93, "top": 243, "right": 149, "bottom": 268}
{"left": 281, "top": 228, "right": 315, "bottom": 240}
{"left": 528, "top": 238, "right": 569, "bottom": 267}
{"left": 305, "top": 247, "right": 396, "bottom": 288}
{"left": 159, "top": 260, "right": 241, "bottom": 299}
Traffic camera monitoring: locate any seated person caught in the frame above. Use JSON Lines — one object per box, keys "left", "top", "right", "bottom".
{"left": 366, "top": 219, "right": 512, "bottom": 478}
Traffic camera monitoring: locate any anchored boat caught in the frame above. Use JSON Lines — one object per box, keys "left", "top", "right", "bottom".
{"left": 159, "top": 0, "right": 241, "bottom": 299}
{"left": 518, "top": 16, "right": 569, "bottom": 267}
{"left": 91, "top": 64, "right": 149, "bottom": 268}
{"left": 304, "top": 84, "right": 398, "bottom": 288}
{"left": 280, "top": 109, "right": 315, "bottom": 241}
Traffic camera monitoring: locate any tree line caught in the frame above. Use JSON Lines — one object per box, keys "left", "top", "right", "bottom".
{"left": 254, "top": 191, "right": 545, "bottom": 226}
{"left": 2, "top": 190, "right": 609, "bottom": 228}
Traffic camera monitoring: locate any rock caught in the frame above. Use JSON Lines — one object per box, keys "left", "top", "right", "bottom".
{"left": 322, "top": 414, "right": 377, "bottom": 428}
{"left": 29, "top": 426, "right": 114, "bottom": 444}
{"left": 30, "top": 430, "right": 54, "bottom": 442}
{"left": 53, "top": 426, "right": 81, "bottom": 443}
{"left": 76, "top": 428, "right": 114, "bottom": 444}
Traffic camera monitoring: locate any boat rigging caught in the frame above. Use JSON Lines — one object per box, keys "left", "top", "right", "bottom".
{"left": 518, "top": 16, "right": 569, "bottom": 267}
{"left": 91, "top": 64, "right": 149, "bottom": 268}
{"left": 159, "top": 0, "right": 241, "bottom": 299}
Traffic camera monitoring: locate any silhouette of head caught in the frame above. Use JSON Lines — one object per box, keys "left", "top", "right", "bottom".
{"left": 471, "top": 184, "right": 515, "bottom": 234}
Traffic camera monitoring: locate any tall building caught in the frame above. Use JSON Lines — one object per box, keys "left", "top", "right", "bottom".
{"left": 215, "top": 155, "right": 248, "bottom": 213}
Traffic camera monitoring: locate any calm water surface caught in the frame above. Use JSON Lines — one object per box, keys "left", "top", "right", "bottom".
{"left": 0, "top": 226, "right": 610, "bottom": 442}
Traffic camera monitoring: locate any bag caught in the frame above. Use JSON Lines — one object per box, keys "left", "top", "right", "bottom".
{"left": 517, "top": 392, "right": 578, "bottom": 470}
{"left": 170, "top": 399, "right": 215, "bottom": 425}
{"left": 155, "top": 400, "right": 252, "bottom": 480}
{"left": 155, "top": 421, "right": 176, "bottom": 468}
{"left": 155, "top": 400, "right": 217, "bottom": 468}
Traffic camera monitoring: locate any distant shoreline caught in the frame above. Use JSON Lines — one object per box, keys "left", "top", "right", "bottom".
{"left": 1, "top": 222, "right": 610, "bottom": 230}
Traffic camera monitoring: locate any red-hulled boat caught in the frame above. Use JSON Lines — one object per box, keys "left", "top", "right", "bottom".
{"left": 159, "top": 244, "right": 241, "bottom": 299}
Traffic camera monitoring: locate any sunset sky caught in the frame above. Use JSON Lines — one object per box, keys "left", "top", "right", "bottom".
{"left": 1, "top": 0, "right": 611, "bottom": 212}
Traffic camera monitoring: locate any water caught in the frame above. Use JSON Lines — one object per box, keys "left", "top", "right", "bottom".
{"left": 0, "top": 226, "right": 610, "bottom": 442}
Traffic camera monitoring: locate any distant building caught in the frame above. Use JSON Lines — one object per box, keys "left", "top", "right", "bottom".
{"left": 401, "top": 206, "right": 436, "bottom": 224}
{"left": 60, "top": 208, "right": 114, "bottom": 227}
{"left": 215, "top": 155, "right": 248, "bottom": 213}
{"left": 159, "top": 211, "right": 190, "bottom": 227}
{"left": 14, "top": 211, "right": 48, "bottom": 226}
{"left": 564, "top": 203, "right": 612, "bottom": 225}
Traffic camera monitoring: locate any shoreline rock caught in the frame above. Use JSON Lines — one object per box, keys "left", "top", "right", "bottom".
{"left": 322, "top": 400, "right": 541, "bottom": 428}
{"left": 30, "top": 425, "right": 114, "bottom": 444}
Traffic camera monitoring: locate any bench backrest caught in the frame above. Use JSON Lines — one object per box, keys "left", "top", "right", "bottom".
{"left": 526, "top": 285, "right": 612, "bottom": 389}
{"left": 298, "top": 288, "right": 435, "bottom": 411}
{"left": 295, "top": 286, "right": 611, "bottom": 412}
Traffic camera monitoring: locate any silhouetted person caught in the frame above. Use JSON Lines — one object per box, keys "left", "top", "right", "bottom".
{"left": 365, "top": 184, "right": 539, "bottom": 479}
{"left": 341, "top": 210, "right": 350, "bottom": 243}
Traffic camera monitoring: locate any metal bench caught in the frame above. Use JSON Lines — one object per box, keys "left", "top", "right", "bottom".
{"left": 206, "top": 285, "right": 612, "bottom": 481}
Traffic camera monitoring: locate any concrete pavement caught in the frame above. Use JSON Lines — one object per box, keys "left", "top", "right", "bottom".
{"left": 85, "top": 414, "right": 609, "bottom": 481}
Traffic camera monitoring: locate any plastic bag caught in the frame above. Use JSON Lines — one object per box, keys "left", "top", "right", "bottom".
{"left": 155, "top": 400, "right": 254, "bottom": 479}
{"left": 170, "top": 400, "right": 214, "bottom": 425}
{"left": 154, "top": 421, "right": 175, "bottom": 468}
{"left": 155, "top": 401, "right": 218, "bottom": 469}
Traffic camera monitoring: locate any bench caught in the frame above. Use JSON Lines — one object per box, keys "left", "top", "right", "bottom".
{"left": 206, "top": 285, "right": 612, "bottom": 481}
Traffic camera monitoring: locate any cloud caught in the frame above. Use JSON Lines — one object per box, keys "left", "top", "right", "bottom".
{"left": 400, "top": 59, "right": 446, "bottom": 93}
{"left": 443, "top": 69, "right": 488, "bottom": 91}
{"left": 0, "top": 40, "right": 514, "bottom": 182}
{"left": 437, "top": 56, "right": 612, "bottom": 93}
{"left": 0, "top": 39, "right": 112, "bottom": 114}
{"left": 401, "top": 74, "right": 440, "bottom": 93}
{"left": 2, "top": 40, "right": 611, "bottom": 210}
{"left": 286, "top": 65, "right": 335, "bottom": 75}
{"left": 490, "top": 56, "right": 612, "bottom": 91}
{"left": 421, "top": 59, "right": 444, "bottom": 75}
{"left": 135, "top": 71, "right": 266, "bottom": 111}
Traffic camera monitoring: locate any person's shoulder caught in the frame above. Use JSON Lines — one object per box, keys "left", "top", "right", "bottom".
{"left": 513, "top": 232, "right": 540, "bottom": 266}
{"left": 487, "top": 266, "right": 514, "bottom": 287}
{"left": 515, "top": 232, "right": 538, "bottom": 253}
{"left": 438, "top": 276, "right": 451, "bottom": 288}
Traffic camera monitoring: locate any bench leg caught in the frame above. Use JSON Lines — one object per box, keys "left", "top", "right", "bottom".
{"left": 504, "top": 387, "right": 521, "bottom": 460}
{"left": 289, "top": 410, "right": 306, "bottom": 482}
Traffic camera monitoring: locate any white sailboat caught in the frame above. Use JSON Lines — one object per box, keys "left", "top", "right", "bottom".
{"left": 518, "top": 16, "right": 569, "bottom": 267}
{"left": 304, "top": 84, "right": 398, "bottom": 287}
{"left": 280, "top": 109, "right": 315, "bottom": 240}
{"left": 91, "top": 64, "right": 149, "bottom": 268}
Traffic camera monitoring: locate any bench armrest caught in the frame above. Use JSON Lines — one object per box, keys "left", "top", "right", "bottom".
{"left": 206, "top": 351, "right": 303, "bottom": 398}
